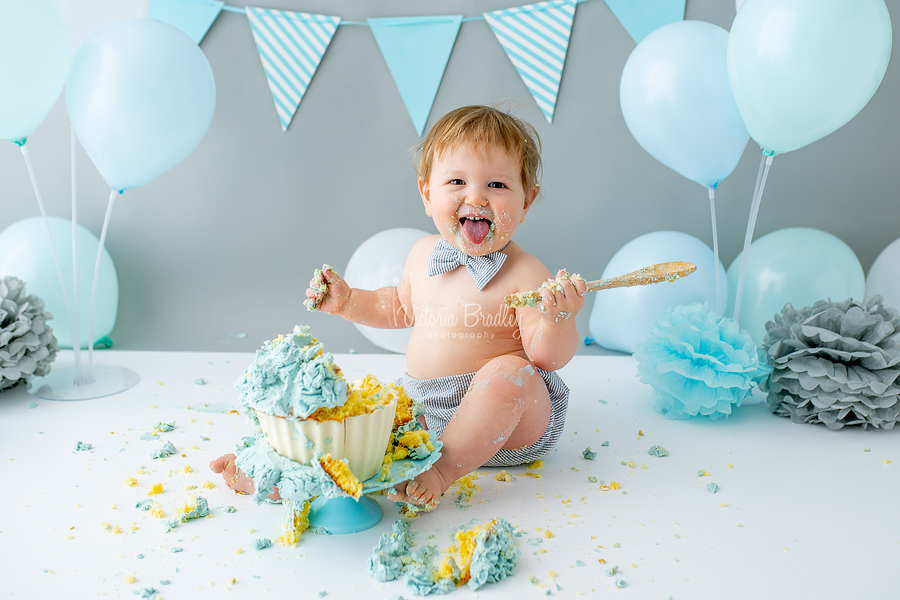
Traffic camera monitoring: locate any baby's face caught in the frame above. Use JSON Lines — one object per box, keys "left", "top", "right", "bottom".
{"left": 419, "top": 142, "right": 535, "bottom": 256}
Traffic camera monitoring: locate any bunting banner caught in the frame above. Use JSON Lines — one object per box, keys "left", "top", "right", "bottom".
{"left": 246, "top": 7, "right": 340, "bottom": 131}
{"left": 603, "top": 0, "right": 686, "bottom": 44}
{"left": 146, "top": 0, "right": 224, "bottom": 44}
{"left": 135, "top": 0, "right": 685, "bottom": 133}
{"left": 484, "top": 0, "right": 577, "bottom": 124}
{"left": 368, "top": 16, "right": 463, "bottom": 135}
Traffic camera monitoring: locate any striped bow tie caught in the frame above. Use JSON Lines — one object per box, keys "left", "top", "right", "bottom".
{"left": 427, "top": 239, "right": 509, "bottom": 291}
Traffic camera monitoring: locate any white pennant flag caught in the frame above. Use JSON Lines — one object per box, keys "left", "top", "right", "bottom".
{"left": 484, "top": 0, "right": 577, "bottom": 123}
{"left": 246, "top": 7, "right": 340, "bottom": 131}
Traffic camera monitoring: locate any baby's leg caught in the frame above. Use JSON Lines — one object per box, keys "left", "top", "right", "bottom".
{"left": 209, "top": 453, "right": 281, "bottom": 500}
{"left": 390, "top": 355, "right": 550, "bottom": 508}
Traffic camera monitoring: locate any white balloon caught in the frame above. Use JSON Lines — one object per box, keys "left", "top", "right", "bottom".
{"left": 865, "top": 237, "right": 900, "bottom": 310}
{"left": 57, "top": 0, "right": 148, "bottom": 55}
{"left": 343, "top": 228, "right": 431, "bottom": 353}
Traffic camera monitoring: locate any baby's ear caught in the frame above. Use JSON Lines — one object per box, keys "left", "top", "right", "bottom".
{"left": 522, "top": 185, "right": 538, "bottom": 218}
{"left": 418, "top": 177, "right": 432, "bottom": 217}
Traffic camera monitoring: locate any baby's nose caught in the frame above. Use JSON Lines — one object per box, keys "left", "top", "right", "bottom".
{"left": 463, "top": 193, "right": 488, "bottom": 206}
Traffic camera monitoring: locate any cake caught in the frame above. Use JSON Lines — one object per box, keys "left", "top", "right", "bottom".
{"left": 237, "top": 326, "right": 399, "bottom": 483}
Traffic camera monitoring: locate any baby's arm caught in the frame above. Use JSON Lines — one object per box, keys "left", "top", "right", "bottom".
{"left": 304, "top": 264, "right": 412, "bottom": 329}
{"left": 517, "top": 269, "right": 587, "bottom": 371}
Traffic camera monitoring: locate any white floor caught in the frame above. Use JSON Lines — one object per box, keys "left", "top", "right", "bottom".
{"left": 2, "top": 350, "right": 898, "bottom": 600}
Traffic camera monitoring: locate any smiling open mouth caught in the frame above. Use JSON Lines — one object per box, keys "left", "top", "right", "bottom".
{"left": 459, "top": 216, "right": 492, "bottom": 244}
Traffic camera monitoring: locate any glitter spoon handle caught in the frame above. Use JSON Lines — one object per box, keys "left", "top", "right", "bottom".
{"left": 504, "top": 261, "right": 697, "bottom": 308}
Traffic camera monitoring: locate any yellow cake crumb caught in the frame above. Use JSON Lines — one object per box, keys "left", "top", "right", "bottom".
{"left": 494, "top": 470, "right": 514, "bottom": 482}
{"left": 544, "top": 529, "right": 553, "bottom": 538}
{"left": 202, "top": 481, "right": 215, "bottom": 489}
{"left": 319, "top": 455, "right": 363, "bottom": 499}
{"left": 307, "top": 373, "right": 391, "bottom": 422}
{"left": 148, "top": 483, "right": 163, "bottom": 495}
{"left": 885, "top": 459, "right": 892, "bottom": 464}
{"left": 599, "top": 559, "right": 606, "bottom": 564}
{"left": 527, "top": 460, "right": 545, "bottom": 470}
{"left": 276, "top": 500, "right": 311, "bottom": 546}
{"left": 150, "top": 507, "right": 165, "bottom": 519}
{"left": 182, "top": 465, "right": 193, "bottom": 473}
{"left": 125, "top": 574, "right": 136, "bottom": 583}
{"left": 234, "top": 547, "right": 243, "bottom": 554}
{"left": 452, "top": 474, "right": 481, "bottom": 504}
{"left": 123, "top": 477, "right": 138, "bottom": 487}
{"left": 698, "top": 469, "right": 711, "bottom": 477}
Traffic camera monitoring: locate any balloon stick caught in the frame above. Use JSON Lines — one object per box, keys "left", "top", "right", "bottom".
{"left": 733, "top": 150, "right": 775, "bottom": 325}
{"left": 708, "top": 186, "right": 721, "bottom": 317}
{"left": 89, "top": 190, "right": 118, "bottom": 370}
{"left": 20, "top": 144, "right": 81, "bottom": 377}
{"left": 71, "top": 129, "right": 83, "bottom": 380}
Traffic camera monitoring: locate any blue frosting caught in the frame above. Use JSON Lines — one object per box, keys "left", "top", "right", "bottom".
{"left": 467, "top": 518, "right": 519, "bottom": 590}
{"left": 236, "top": 325, "right": 348, "bottom": 422}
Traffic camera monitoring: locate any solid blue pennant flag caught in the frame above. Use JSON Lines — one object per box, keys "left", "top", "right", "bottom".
{"left": 146, "top": 0, "right": 224, "bottom": 44}
{"left": 368, "top": 15, "right": 463, "bottom": 136}
{"left": 246, "top": 7, "right": 341, "bottom": 132}
{"left": 603, "top": 0, "right": 686, "bottom": 44}
{"left": 484, "top": 0, "right": 577, "bottom": 124}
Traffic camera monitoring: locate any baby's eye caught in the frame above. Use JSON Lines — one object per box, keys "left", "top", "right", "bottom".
{"left": 488, "top": 181, "right": 508, "bottom": 189}
{"left": 448, "top": 179, "right": 465, "bottom": 186}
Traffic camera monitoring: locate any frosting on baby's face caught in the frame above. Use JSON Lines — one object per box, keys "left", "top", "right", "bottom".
{"left": 419, "top": 142, "right": 535, "bottom": 256}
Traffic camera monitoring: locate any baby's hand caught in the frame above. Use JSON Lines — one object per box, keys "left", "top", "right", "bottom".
{"left": 304, "top": 264, "right": 349, "bottom": 314}
{"left": 539, "top": 270, "right": 586, "bottom": 324}
{"left": 209, "top": 453, "right": 281, "bottom": 500}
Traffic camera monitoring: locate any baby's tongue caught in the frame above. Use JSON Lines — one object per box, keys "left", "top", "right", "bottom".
{"left": 462, "top": 219, "right": 491, "bottom": 245}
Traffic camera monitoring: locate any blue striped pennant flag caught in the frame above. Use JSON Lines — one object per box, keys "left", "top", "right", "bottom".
{"left": 246, "top": 7, "right": 340, "bottom": 131}
{"left": 484, "top": 0, "right": 577, "bottom": 123}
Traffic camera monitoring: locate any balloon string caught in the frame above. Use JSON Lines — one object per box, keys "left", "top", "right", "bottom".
{"left": 89, "top": 190, "right": 118, "bottom": 370}
{"left": 708, "top": 187, "right": 721, "bottom": 318}
{"left": 71, "top": 129, "right": 83, "bottom": 381}
{"left": 20, "top": 144, "right": 81, "bottom": 377}
{"left": 733, "top": 151, "right": 775, "bottom": 325}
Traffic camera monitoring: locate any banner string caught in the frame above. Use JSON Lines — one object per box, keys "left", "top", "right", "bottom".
{"left": 215, "top": 0, "right": 595, "bottom": 24}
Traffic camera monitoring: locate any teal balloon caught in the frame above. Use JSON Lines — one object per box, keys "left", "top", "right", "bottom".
{"left": 0, "top": 216, "right": 118, "bottom": 350}
{"left": 725, "top": 228, "right": 865, "bottom": 345}
{"left": 65, "top": 18, "right": 216, "bottom": 192}
{"left": 0, "top": 0, "right": 69, "bottom": 145}
{"left": 620, "top": 20, "right": 749, "bottom": 189}
{"left": 727, "top": 0, "right": 891, "bottom": 155}
{"left": 589, "top": 231, "right": 728, "bottom": 354}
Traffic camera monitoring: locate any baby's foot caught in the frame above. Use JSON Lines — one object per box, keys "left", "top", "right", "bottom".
{"left": 209, "top": 453, "right": 281, "bottom": 500}
{"left": 387, "top": 468, "right": 446, "bottom": 509}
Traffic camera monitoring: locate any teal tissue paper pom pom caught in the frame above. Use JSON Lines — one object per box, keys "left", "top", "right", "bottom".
{"left": 634, "top": 303, "right": 769, "bottom": 419}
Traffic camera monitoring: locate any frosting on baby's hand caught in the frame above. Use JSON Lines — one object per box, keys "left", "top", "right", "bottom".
{"left": 304, "top": 264, "right": 338, "bottom": 312}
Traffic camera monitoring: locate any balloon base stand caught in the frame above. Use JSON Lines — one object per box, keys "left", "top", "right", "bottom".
{"left": 26, "top": 365, "right": 140, "bottom": 401}
{"left": 308, "top": 495, "right": 383, "bottom": 535}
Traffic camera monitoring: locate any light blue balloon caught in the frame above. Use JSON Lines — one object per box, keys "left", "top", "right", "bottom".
{"left": 589, "top": 231, "right": 728, "bottom": 354}
{"left": 727, "top": 0, "right": 891, "bottom": 155}
{"left": 620, "top": 20, "right": 749, "bottom": 189}
{"left": 0, "top": 216, "right": 118, "bottom": 349}
{"left": 725, "top": 228, "right": 865, "bottom": 345}
{"left": 65, "top": 18, "right": 216, "bottom": 192}
{"left": 0, "top": 0, "right": 69, "bottom": 145}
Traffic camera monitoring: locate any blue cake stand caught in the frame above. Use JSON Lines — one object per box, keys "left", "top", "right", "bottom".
{"left": 306, "top": 441, "right": 443, "bottom": 535}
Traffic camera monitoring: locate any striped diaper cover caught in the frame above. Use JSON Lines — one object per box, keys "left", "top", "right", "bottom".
{"left": 395, "top": 367, "right": 569, "bottom": 467}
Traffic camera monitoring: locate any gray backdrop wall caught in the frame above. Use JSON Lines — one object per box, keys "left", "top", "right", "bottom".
{"left": 2, "top": 0, "right": 899, "bottom": 354}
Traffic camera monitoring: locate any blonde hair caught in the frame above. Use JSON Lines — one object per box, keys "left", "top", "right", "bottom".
{"left": 415, "top": 105, "right": 542, "bottom": 194}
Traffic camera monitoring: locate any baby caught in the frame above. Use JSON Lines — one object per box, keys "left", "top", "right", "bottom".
{"left": 212, "top": 105, "right": 586, "bottom": 508}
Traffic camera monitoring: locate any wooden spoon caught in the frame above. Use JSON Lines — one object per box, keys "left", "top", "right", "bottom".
{"left": 504, "top": 261, "right": 697, "bottom": 308}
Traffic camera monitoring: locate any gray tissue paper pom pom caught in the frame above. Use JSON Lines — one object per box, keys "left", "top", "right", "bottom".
{"left": 761, "top": 296, "right": 900, "bottom": 430}
{"left": 0, "top": 276, "right": 59, "bottom": 392}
